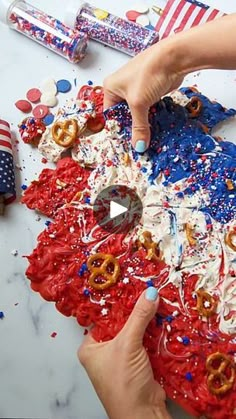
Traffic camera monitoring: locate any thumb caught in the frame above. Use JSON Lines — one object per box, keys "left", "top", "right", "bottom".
{"left": 130, "top": 104, "right": 150, "bottom": 153}
{"left": 121, "top": 287, "right": 159, "bottom": 343}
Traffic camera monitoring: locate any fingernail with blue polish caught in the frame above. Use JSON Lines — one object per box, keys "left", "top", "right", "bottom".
{"left": 135, "top": 140, "right": 147, "bottom": 153}
{"left": 145, "top": 287, "right": 158, "bottom": 301}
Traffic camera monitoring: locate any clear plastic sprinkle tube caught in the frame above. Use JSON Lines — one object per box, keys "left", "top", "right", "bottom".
{"left": 65, "top": 1, "right": 159, "bottom": 56}
{"left": 1, "top": 0, "right": 88, "bottom": 63}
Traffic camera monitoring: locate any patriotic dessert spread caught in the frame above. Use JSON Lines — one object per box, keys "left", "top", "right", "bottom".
{"left": 22, "top": 86, "right": 236, "bottom": 419}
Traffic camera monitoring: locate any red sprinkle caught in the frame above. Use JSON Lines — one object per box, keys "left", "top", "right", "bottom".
{"left": 50, "top": 332, "right": 57, "bottom": 338}
{"left": 41, "top": 157, "right": 48, "bottom": 164}
{"left": 15, "top": 100, "right": 32, "bottom": 113}
{"left": 26, "top": 88, "right": 42, "bottom": 103}
{"left": 33, "top": 105, "right": 49, "bottom": 119}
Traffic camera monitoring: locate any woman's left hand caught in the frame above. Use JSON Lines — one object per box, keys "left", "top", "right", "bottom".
{"left": 78, "top": 287, "right": 171, "bottom": 419}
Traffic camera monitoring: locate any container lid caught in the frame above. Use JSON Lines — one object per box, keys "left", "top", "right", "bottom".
{"left": 64, "top": 0, "right": 86, "bottom": 28}
{"left": 0, "top": 0, "right": 13, "bottom": 24}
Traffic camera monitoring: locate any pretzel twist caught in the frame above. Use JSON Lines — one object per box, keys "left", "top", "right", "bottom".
{"left": 225, "top": 229, "right": 236, "bottom": 252}
{"left": 206, "top": 352, "right": 235, "bottom": 396}
{"left": 87, "top": 253, "right": 120, "bottom": 290}
{"left": 52, "top": 119, "right": 78, "bottom": 147}
{"left": 196, "top": 289, "right": 217, "bottom": 317}
{"left": 185, "top": 223, "right": 197, "bottom": 246}
{"left": 186, "top": 96, "right": 203, "bottom": 118}
{"left": 137, "top": 231, "right": 163, "bottom": 262}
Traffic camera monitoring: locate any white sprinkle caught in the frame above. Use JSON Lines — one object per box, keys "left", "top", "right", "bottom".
{"left": 49, "top": 234, "right": 55, "bottom": 239}
{"left": 123, "top": 277, "right": 130, "bottom": 284}
{"left": 101, "top": 308, "right": 108, "bottom": 316}
{"left": 70, "top": 226, "right": 75, "bottom": 234}
{"left": 204, "top": 301, "right": 211, "bottom": 308}
{"left": 177, "top": 336, "right": 183, "bottom": 343}
{"left": 173, "top": 310, "right": 179, "bottom": 317}
{"left": 11, "top": 249, "right": 18, "bottom": 256}
{"left": 166, "top": 325, "right": 171, "bottom": 332}
{"left": 127, "top": 267, "right": 134, "bottom": 273}
{"left": 100, "top": 298, "right": 106, "bottom": 306}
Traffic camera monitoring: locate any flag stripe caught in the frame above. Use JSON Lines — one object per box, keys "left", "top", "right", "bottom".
{"left": 156, "top": 0, "right": 182, "bottom": 35}
{"left": 206, "top": 8, "right": 220, "bottom": 22}
{"left": 0, "top": 120, "right": 10, "bottom": 129}
{"left": 177, "top": 3, "right": 196, "bottom": 30}
{"left": 155, "top": 0, "right": 176, "bottom": 32}
{"left": 0, "top": 140, "right": 12, "bottom": 150}
{"left": 0, "top": 128, "right": 11, "bottom": 139}
{"left": 191, "top": 6, "right": 207, "bottom": 26}
{"left": 155, "top": 0, "right": 225, "bottom": 39}
{"left": 163, "top": 0, "right": 187, "bottom": 38}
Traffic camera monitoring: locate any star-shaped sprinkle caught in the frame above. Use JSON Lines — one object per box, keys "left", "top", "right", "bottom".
{"left": 123, "top": 278, "right": 130, "bottom": 284}
{"left": 101, "top": 308, "right": 108, "bottom": 316}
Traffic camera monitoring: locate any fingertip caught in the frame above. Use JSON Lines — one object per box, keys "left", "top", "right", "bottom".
{"left": 145, "top": 286, "right": 159, "bottom": 302}
{"left": 134, "top": 139, "right": 149, "bottom": 153}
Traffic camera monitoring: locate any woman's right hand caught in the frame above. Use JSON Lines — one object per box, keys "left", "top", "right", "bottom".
{"left": 103, "top": 40, "right": 184, "bottom": 153}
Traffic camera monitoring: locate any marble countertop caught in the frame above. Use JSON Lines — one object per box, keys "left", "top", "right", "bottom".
{"left": 0, "top": 0, "right": 236, "bottom": 418}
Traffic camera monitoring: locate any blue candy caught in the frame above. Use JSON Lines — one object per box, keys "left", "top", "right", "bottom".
{"left": 56, "top": 79, "right": 72, "bottom": 93}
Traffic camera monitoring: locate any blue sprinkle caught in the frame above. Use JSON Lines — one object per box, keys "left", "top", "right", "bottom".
{"left": 141, "top": 166, "right": 148, "bottom": 173}
{"left": 84, "top": 197, "right": 91, "bottom": 204}
{"left": 87, "top": 80, "right": 93, "bottom": 85}
{"left": 146, "top": 279, "right": 154, "bottom": 287}
{"left": 176, "top": 192, "right": 184, "bottom": 199}
{"left": 166, "top": 315, "right": 174, "bottom": 323}
{"left": 45, "top": 220, "right": 51, "bottom": 227}
{"left": 182, "top": 336, "right": 190, "bottom": 345}
{"left": 56, "top": 79, "right": 72, "bottom": 93}
{"left": 0, "top": 311, "right": 5, "bottom": 319}
{"left": 155, "top": 314, "right": 164, "bottom": 326}
{"left": 21, "top": 184, "right": 27, "bottom": 190}
{"left": 43, "top": 114, "right": 55, "bottom": 126}
{"left": 78, "top": 263, "right": 88, "bottom": 276}
{"left": 83, "top": 289, "right": 90, "bottom": 297}
{"left": 162, "top": 181, "right": 169, "bottom": 187}
{"left": 185, "top": 372, "right": 193, "bottom": 381}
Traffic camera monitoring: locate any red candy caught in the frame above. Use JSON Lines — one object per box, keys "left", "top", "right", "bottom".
{"left": 18, "top": 117, "right": 46, "bottom": 144}
{"left": 33, "top": 104, "right": 49, "bottom": 119}
{"left": 125, "top": 10, "right": 142, "bottom": 21}
{"left": 26, "top": 88, "right": 42, "bottom": 103}
{"left": 87, "top": 114, "right": 105, "bottom": 133}
{"left": 77, "top": 85, "right": 94, "bottom": 100}
{"left": 15, "top": 99, "right": 32, "bottom": 113}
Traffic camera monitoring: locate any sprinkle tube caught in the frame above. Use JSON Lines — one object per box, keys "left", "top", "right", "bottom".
{"left": 2, "top": 0, "right": 88, "bottom": 63}
{"left": 65, "top": 1, "right": 159, "bottom": 56}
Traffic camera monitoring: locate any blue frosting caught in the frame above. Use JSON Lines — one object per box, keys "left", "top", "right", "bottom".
{"left": 104, "top": 88, "right": 236, "bottom": 224}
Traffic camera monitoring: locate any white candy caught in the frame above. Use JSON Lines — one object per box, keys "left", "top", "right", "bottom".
{"left": 136, "top": 14, "right": 150, "bottom": 26}
{"left": 40, "top": 78, "right": 57, "bottom": 95}
{"left": 132, "top": 3, "right": 149, "bottom": 13}
{"left": 41, "top": 92, "right": 58, "bottom": 108}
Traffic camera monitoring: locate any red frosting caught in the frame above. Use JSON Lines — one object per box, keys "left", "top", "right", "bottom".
{"left": 22, "top": 158, "right": 90, "bottom": 217}
{"left": 23, "top": 158, "right": 236, "bottom": 419}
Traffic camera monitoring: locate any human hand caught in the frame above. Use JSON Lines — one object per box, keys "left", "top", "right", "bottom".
{"left": 103, "top": 41, "right": 184, "bottom": 153}
{"left": 78, "top": 287, "right": 171, "bottom": 419}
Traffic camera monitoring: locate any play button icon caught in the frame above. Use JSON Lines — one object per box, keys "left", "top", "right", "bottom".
{"left": 93, "top": 185, "right": 143, "bottom": 234}
{"left": 110, "top": 201, "right": 127, "bottom": 219}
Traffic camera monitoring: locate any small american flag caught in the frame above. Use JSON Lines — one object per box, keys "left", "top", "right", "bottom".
{"left": 155, "top": 0, "right": 226, "bottom": 39}
{"left": 0, "top": 119, "right": 16, "bottom": 205}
